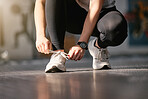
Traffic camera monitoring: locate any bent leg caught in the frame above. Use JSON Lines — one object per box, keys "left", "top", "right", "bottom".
{"left": 97, "top": 10, "right": 128, "bottom": 48}
{"left": 45, "top": 0, "right": 66, "bottom": 50}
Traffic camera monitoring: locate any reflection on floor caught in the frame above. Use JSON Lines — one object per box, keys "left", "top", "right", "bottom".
{"left": 0, "top": 56, "right": 148, "bottom": 99}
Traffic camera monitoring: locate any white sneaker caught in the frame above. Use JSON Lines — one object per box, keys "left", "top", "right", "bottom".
{"left": 88, "top": 38, "right": 111, "bottom": 70}
{"left": 45, "top": 51, "right": 67, "bottom": 73}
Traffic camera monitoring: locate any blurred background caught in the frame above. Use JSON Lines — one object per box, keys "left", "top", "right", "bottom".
{"left": 0, "top": 0, "right": 148, "bottom": 61}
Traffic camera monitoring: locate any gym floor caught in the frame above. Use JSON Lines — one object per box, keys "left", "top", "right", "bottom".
{"left": 0, "top": 54, "right": 148, "bottom": 99}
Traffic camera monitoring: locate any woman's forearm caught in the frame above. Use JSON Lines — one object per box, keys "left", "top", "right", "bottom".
{"left": 79, "top": 0, "right": 104, "bottom": 43}
{"left": 34, "top": 0, "right": 46, "bottom": 38}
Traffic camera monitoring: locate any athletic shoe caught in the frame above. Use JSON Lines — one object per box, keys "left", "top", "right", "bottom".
{"left": 88, "top": 38, "right": 111, "bottom": 70}
{"left": 45, "top": 51, "right": 67, "bottom": 73}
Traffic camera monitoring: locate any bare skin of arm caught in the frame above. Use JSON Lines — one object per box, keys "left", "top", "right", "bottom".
{"left": 68, "top": 0, "right": 104, "bottom": 61}
{"left": 34, "top": 0, "right": 51, "bottom": 54}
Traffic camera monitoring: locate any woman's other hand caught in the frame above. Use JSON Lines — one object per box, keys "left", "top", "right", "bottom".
{"left": 36, "top": 36, "right": 51, "bottom": 54}
{"left": 68, "top": 45, "right": 85, "bottom": 61}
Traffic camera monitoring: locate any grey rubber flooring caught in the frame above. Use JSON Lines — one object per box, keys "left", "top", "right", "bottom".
{"left": 0, "top": 55, "right": 148, "bottom": 99}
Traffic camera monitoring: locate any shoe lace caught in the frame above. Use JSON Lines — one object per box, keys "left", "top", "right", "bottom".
{"left": 98, "top": 48, "right": 110, "bottom": 61}
{"left": 48, "top": 50, "right": 69, "bottom": 60}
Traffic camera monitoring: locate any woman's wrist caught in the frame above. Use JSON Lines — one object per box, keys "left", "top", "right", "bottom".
{"left": 78, "top": 35, "right": 90, "bottom": 43}
{"left": 36, "top": 31, "right": 46, "bottom": 38}
{"left": 77, "top": 42, "right": 88, "bottom": 50}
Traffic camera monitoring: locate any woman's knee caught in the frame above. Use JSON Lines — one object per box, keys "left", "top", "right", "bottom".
{"left": 97, "top": 11, "right": 128, "bottom": 45}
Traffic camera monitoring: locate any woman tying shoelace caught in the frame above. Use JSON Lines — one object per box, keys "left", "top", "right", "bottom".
{"left": 34, "top": 0, "right": 128, "bottom": 73}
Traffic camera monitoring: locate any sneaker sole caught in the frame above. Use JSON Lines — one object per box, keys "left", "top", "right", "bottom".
{"left": 45, "top": 66, "right": 65, "bottom": 73}
{"left": 93, "top": 65, "right": 111, "bottom": 70}
{"left": 100, "top": 65, "right": 111, "bottom": 70}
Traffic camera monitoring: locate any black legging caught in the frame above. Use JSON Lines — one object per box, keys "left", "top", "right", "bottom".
{"left": 45, "top": 0, "right": 127, "bottom": 50}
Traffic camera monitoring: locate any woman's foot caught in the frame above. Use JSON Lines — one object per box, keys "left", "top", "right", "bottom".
{"left": 45, "top": 51, "right": 67, "bottom": 73}
{"left": 88, "top": 38, "right": 111, "bottom": 70}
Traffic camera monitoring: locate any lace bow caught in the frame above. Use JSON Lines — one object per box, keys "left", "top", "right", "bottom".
{"left": 48, "top": 50, "right": 69, "bottom": 60}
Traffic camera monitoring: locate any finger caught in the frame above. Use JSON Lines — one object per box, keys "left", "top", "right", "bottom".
{"left": 45, "top": 42, "right": 50, "bottom": 54}
{"left": 42, "top": 44, "right": 49, "bottom": 54}
{"left": 70, "top": 52, "right": 75, "bottom": 60}
{"left": 72, "top": 50, "right": 80, "bottom": 60}
{"left": 37, "top": 45, "right": 42, "bottom": 52}
{"left": 36, "top": 45, "right": 40, "bottom": 52}
{"left": 78, "top": 51, "right": 84, "bottom": 60}
{"left": 41, "top": 43, "right": 46, "bottom": 53}
{"left": 39, "top": 45, "right": 44, "bottom": 53}
{"left": 78, "top": 54, "right": 83, "bottom": 60}
{"left": 68, "top": 49, "right": 74, "bottom": 59}
{"left": 45, "top": 41, "right": 50, "bottom": 50}
{"left": 75, "top": 51, "right": 81, "bottom": 61}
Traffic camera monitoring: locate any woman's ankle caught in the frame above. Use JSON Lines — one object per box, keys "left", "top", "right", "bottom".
{"left": 95, "top": 40, "right": 101, "bottom": 49}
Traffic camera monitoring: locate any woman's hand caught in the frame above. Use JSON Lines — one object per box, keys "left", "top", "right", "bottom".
{"left": 36, "top": 36, "right": 52, "bottom": 54}
{"left": 68, "top": 45, "right": 85, "bottom": 61}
